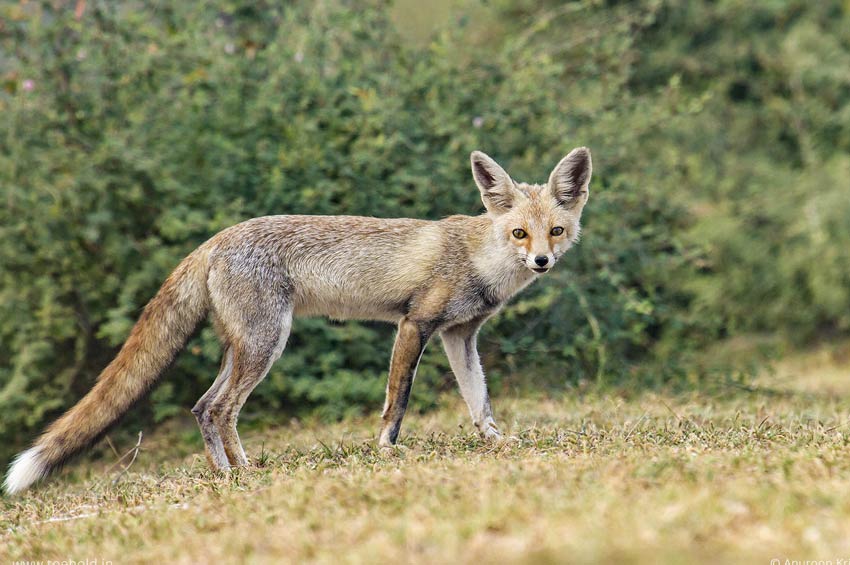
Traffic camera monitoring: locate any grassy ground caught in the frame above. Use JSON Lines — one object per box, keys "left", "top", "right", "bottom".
{"left": 3, "top": 345, "right": 850, "bottom": 564}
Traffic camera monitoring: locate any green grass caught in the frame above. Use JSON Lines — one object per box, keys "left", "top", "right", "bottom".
{"left": 3, "top": 346, "right": 850, "bottom": 563}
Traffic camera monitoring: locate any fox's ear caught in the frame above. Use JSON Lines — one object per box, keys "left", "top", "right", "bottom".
{"left": 471, "top": 151, "right": 521, "bottom": 214}
{"left": 548, "top": 147, "right": 592, "bottom": 208}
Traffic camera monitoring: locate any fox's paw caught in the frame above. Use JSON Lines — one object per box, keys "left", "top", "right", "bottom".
{"left": 378, "top": 442, "right": 409, "bottom": 455}
{"left": 480, "top": 420, "right": 504, "bottom": 442}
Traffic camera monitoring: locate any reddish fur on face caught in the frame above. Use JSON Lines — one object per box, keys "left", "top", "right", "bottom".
{"left": 499, "top": 184, "right": 580, "bottom": 262}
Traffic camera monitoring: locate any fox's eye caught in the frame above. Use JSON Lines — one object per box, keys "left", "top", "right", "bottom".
{"left": 550, "top": 226, "right": 565, "bottom": 236}
{"left": 512, "top": 228, "right": 527, "bottom": 239}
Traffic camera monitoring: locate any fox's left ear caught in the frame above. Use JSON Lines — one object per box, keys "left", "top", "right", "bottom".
{"left": 548, "top": 147, "right": 592, "bottom": 209}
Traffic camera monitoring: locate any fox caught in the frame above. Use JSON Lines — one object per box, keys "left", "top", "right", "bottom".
{"left": 4, "top": 147, "right": 592, "bottom": 495}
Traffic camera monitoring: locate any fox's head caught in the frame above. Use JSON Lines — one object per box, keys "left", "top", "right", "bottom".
{"left": 470, "top": 147, "right": 592, "bottom": 275}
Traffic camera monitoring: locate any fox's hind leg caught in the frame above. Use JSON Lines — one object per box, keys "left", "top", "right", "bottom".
{"left": 192, "top": 345, "right": 235, "bottom": 471}
{"left": 208, "top": 304, "right": 292, "bottom": 467}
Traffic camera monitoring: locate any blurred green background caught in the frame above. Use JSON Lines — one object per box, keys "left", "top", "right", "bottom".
{"left": 1, "top": 0, "right": 849, "bottom": 460}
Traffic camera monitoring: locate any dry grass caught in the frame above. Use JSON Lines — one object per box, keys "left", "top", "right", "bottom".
{"left": 3, "top": 346, "right": 850, "bottom": 564}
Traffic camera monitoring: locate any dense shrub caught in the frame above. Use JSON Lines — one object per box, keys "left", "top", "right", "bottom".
{"left": 496, "top": 0, "right": 850, "bottom": 344}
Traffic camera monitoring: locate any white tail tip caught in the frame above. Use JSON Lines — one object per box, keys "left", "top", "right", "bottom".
{"left": 4, "top": 447, "right": 46, "bottom": 495}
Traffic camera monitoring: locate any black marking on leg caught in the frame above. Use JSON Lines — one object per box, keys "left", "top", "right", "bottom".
{"left": 385, "top": 420, "right": 402, "bottom": 445}
{"left": 384, "top": 355, "right": 421, "bottom": 444}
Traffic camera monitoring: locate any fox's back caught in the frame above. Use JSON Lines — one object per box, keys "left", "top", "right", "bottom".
{"left": 205, "top": 214, "right": 479, "bottom": 321}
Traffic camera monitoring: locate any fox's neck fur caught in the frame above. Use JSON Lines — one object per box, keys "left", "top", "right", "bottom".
{"left": 466, "top": 215, "right": 537, "bottom": 301}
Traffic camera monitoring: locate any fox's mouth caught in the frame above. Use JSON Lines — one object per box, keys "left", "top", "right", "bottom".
{"left": 532, "top": 267, "right": 549, "bottom": 274}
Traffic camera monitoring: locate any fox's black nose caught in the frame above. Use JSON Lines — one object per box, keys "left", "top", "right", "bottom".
{"left": 534, "top": 255, "right": 549, "bottom": 267}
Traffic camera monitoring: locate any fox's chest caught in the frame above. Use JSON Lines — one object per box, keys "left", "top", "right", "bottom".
{"left": 441, "top": 271, "right": 535, "bottom": 325}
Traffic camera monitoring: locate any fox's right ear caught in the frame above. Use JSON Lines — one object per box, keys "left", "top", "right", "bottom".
{"left": 470, "top": 151, "right": 522, "bottom": 215}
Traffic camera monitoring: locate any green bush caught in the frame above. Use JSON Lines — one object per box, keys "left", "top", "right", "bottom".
{"left": 495, "top": 0, "right": 850, "bottom": 349}
{"left": 1, "top": 0, "right": 849, "bottom": 461}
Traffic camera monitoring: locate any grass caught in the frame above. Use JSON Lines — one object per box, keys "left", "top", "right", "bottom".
{"left": 3, "top": 345, "right": 850, "bottom": 564}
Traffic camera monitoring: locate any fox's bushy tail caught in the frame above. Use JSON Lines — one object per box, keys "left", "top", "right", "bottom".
{"left": 4, "top": 249, "right": 211, "bottom": 495}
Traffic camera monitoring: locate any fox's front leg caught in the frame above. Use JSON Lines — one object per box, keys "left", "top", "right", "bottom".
{"left": 440, "top": 319, "right": 502, "bottom": 440}
{"left": 379, "top": 317, "right": 432, "bottom": 447}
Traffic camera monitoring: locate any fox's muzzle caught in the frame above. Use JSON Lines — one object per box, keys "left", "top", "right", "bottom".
{"left": 527, "top": 253, "right": 554, "bottom": 273}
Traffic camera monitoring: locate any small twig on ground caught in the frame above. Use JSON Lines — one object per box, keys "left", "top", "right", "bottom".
{"left": 824, "top": 420, "right": 850, "bottom": 433}
{"left": 104, "top": 435, "right": 120, "bottom": 458}
{"left": 111, "top": 431, "right": 144, "bottom": 485}
{"left": 658, "top": 398, "right": 683, "bottom": 422}
{"left": 96, "top": 431, "right": 143, "bottom": 487}
{"left": 6, "top": 502, "right": 191, "bottom": 534}
{"left": 624, "top": 413, "right": 649, "bottom": 441}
